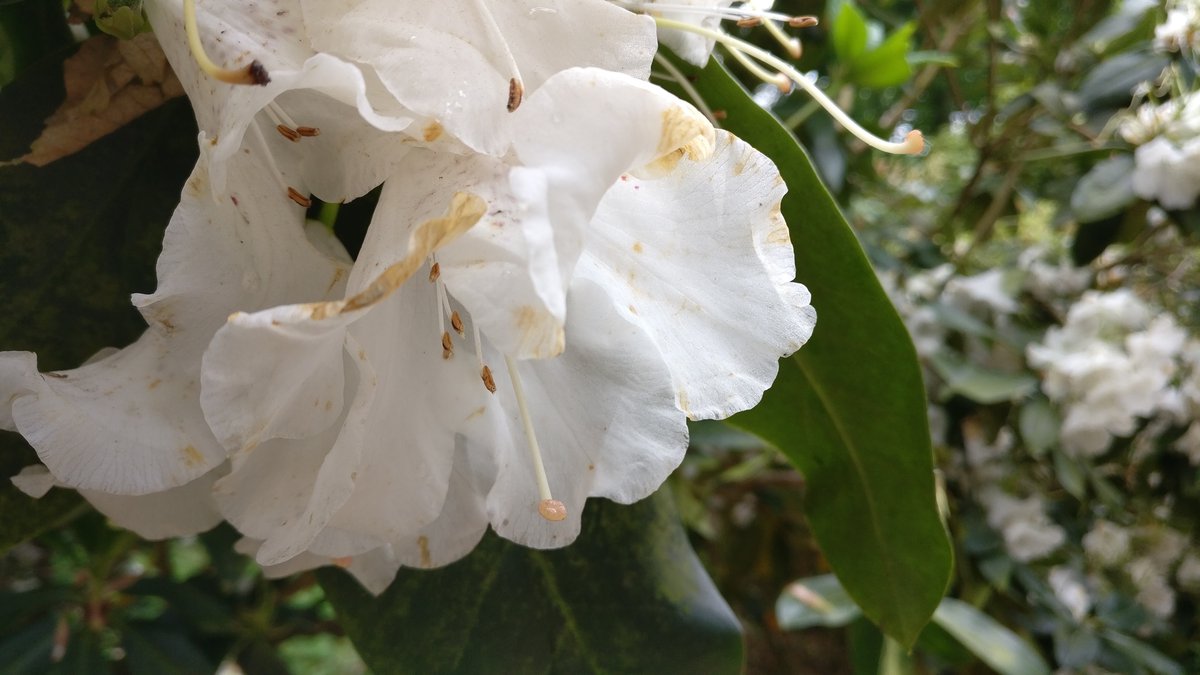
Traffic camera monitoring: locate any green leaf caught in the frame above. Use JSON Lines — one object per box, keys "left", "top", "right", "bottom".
{"left": 1100, "top": 629, "right": 1185, "bottom": 675}
{"left": 1017, "top": 398, "right": 1059, "bottom": 459}
{"left": 850, "top": 22, "right": 918, "bottom": 89}
{"left": 320, "top": 489, "right": 742, "bottom": 675}
{"left": 0, "top": 49, "right": 198, "bottom": 556}
{"left": 830, "top": 1, "right": 869, "bottom": 65}
{"left": 929, "top": 351, "right": 1039, "bottom": 404}
{"left": 932, "top": 598, "right": 1051, "bottom": 675}
{"left": 0, "top": 0, "right": 73, "bottom": 88}
{"left": 775, "top": 574, "right": 863, "bottom": 629}
{"left": 1071, "top": 155, "right": 1136, "bottom": 223}
{"left": 659, "top": 54, "right": 951, "bottom": 648}
{"left": 122, "top": 623, "right": 215, "bottom": 675}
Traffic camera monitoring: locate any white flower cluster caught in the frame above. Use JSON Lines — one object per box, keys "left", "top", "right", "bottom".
{"left": 1, "top": 0, "right": 815, "bottom": 591}
{"left": 1027, "top": 289, "right": 1200, "bottom": 458}
{"left": 1154, "top": 0, "right": 1200, "bottom": 53}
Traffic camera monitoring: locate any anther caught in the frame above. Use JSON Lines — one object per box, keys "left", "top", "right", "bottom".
{"left": 296, "top": 126, "right": 321, "bottom": 137}
{"left": 442, "top": 331, "right": 454, "bottom": 359}
{"left": 481, "top": 365, "right": 497, "bottom": 393}
{"left": 276, "top": 124, "right": 301, "bottom": 142}
{"left": 429, "top": 262, "right": 441, "bottom": 282}
{"left": 184, "top": 0, "right": 270, "bottom": 86}
{"left": 287, "top": 187, "right": 312, "bottom": 208}
{"left": 450, "top": 311, "right": 465, "bottom": 336}
{"left": 736, "top": 17, "right": 762, "bottom": 27}
{"left": 507, "top": 78, "right": 524, "bottom": 112}
{"left": 789, "top": 16, "right": 819, "bottom": 28}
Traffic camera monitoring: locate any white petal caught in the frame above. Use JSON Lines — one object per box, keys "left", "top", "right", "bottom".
{"left": 80, "top": 465, "right": 225, "bottom": 540}
{"left": 7, "top": 333, "right": 221, "bottom": 494}
{"left": 235, "top": 538, "right": 401, "bottom": 595}
{"left": 355, "top": 151, "right": 564, "bottom": 359}
{"left": 302, "top": 0, "right": 656, "bottom": 154}
{"left": 650, "top": 0, "right": 735, "bottom": 66}
{"left": 487, "top": 280, "right": 688, "bottom": 549}
{"left": 578, "top": 131, "right": 816, "bottom": 420}
{"left": 11, "top": 465, "right": 56, "bottom": 498}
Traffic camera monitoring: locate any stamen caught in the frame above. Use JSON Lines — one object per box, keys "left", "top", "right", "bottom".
{"left": 428, "top": 262, "right": 441, "bottom": 282}
{"left": 471, "top": 0, "right": 525, "bottom": 112}
{"left": 654, "top": 17, "right": 926, "bottom": 155}
{"left": 450, "top": 311, "right": 465, "bottom": 336}
{"left": 183, "top": 0, "right": 269, "bottom": 86}
{"left": 653, "top": 53, "right": 720, "bottom": 125}
{"left": 736, "top": 17, "right": 762, "bottom": 27}
{"left": 249, "top": 123, "right": 311, "bottom": 206}
{"left": 268, "top": 102, "right": 300, "bottom": 130}
{"left": 504, "top": 355, "right": 565, "bottom": 522}
{"left": 764, "top": 18, "right": 802, "bottom": 59}
{"left": 727, "top": 45, "right": 792, "bottom": 93}
{"left": 276, "top": 125, "right": 301, "bottom": 142}
{"left": 472, "top": 322, "right": 495, "bottom": 393}
{"left": 296, "top": 126, "right": 321, "bottom": 137}
{"left": 442, "top": 331, "right": 454, "bottom": 359}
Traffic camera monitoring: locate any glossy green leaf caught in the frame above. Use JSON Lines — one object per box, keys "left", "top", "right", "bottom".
{"left": 830, "top": 1, "right": 869, "bottom": 65}
{"left": 0, "top": 51, "right": 199, "bottom": 555}
{"left": 320, "top": 489, "right": 743, "bottom": 675}
{"left": 933, "top": 598, "right": 1051, "bottom": 675}
{"left": 663, "top": 53, "right": 952, "bottom": 647}
{"left": 1071, "top": 155, "right": 1136, "bottom": 223}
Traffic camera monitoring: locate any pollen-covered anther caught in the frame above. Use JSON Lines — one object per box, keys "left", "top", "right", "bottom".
{"left": 287, "top": 187, "right": 311, "bottom": 208}
{"left": 480, "top": 365, "right": 497, "bottom": 393}
{"left": 296, "top": 126, "right": 321, "bottom": 137}
{"left": 507, "top": 77, "right": 524, "bottom": 112}
{"left": 450, "top": 311, "right": 465, "bottom": 336}
{"left": 441, "top": 331, "right": 454, "bottom": 359}
{"left": 789, "top": 16, "right": 819, "bottom": 28}
{"left": 428, "top": 262, "right": 441, "bottom": 282}
{"left": 276, "top": 125, "right": 301, "bottom": 142}
{"left": 538, "top": 499, "right": 567, "bottom": 522}
{"left": 736, "top": 17, "right": 762, "bottom": 27}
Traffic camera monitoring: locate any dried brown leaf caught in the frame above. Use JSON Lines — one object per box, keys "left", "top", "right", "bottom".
{"left": 19, "top": 33, "right": 184, "bottom": 167}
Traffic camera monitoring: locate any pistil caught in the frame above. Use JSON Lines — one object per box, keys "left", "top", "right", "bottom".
{"left": 504, "top": 355, "right": 566, "bottom": 522}
{"left": 183, "top": 0, "right": 270, "bottom": 86}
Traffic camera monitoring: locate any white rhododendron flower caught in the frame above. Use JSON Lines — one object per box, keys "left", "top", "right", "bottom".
{"left": 1120, "top": 94, "right": 1200, "bottom": 209}
{"left": 980, "top": 488, "right": 1066, "bottom": 562}
{"left": 198, "top": 67, "right": 814, "bottom": 575}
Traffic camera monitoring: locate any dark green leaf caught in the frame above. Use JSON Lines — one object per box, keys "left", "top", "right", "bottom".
{"left": 0, "top": 615, "right": 57, "bottom": 674}
{"left": 1071, "top": 155, "right": 1136, "bottom": 223}
{"left": 0, "top": 0, "right": 73, "bottom": 87}
{"left": 1100, "top": 629, "right": 1185, "bottom": 675}
{"left": 1078, "top": 51, "right": 1169, "bottom": 112}
{"left": 663, "top": 53, "right": 951, "bottom": 647}
{"left": 320, "top": 490, "right": 743, "bottom": 675}
{"left": 47, "top": 628, "right": 110, "bottom": 675}
{"left": 122, "top": 623, "right": 215, "bottom": 675}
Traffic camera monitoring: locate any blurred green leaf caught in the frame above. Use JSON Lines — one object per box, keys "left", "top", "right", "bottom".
{"left": 775, "top": 574, "right": 863, "bottom": 629}
{"left": 1071, "top": 155, "right": 1136, "bottom": 223}
{"left": 321, "top": 489, "right": 742, "bottom": 675}
{"left": 930, "top": 352, "right": 1038, "bottom": 404}
{"left": 122, "top": 623, "right": 215, "bottom": 675}
{"left": 1018, "top": 398, "right": 1059, "bottom": 459}
{"left": 0, "top": 0, "right": 73, "bottom": 88}
{"left": 850, "top": 22, "right": 917, "bottom": 89}
{"left": 48, "top": 628, "right": 109, "bottom": 675}
{"left": 1078, "top": 51, "right": 1169, "bottom": 112}
{"left": 1100, "top": 629, "right": 1185, "bottom": 675}
{"left": 831, "top": 0, "right": 869, "bottom": 65}
{"left": 0, "top": 615, "right": 57, "bottom": 674}
{"left": 662, "top": 53, "right": 951, "bottom": 648}
{"left": 933, "top": 598, "right": 1051, "bottom": 675}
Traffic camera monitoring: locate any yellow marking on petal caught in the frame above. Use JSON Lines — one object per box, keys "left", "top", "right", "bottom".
{"left": 632, "top": 242, "right": 644, "bottom": 254}
{"left": 147, "top": 379, "right": 161, "bottom": 390}
{"left": 309, "top": 193, "right": 486, "bottom": 320}
{"left": 423, "top": 121, "right": 444, "bottom": 142}
{"left": 333, "top": 556, "right": 353, "bottom": 568}
{"left": 514, "top": 305, "right": 565, "bottom": 358}
{"left": 418, "top": 536, "right": 432, "bottom": 567}
{"left": 644, "top": 106, "right": 715, "bottom": 176}
{"left": 181, "top": 445, "right": 204, "bottom": 468}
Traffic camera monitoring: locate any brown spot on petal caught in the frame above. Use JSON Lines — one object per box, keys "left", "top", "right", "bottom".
{"left": 422, "top": 121, "right": 443, "bottom": 142}
{"left": 147, "top": 379, "right": 161, "bottom": 390}
{"left": 324, "top": 400, "right": 333, "bottom": 411}
{"left": 333, "top": 556, "right": 353, "bottom": 568}
{"left": 181, "top": 445, "right": 204, "bottom": 467}
{"left": 632, "top": 242, "right": 644, "bottom": 254}
{"left": 418, "top": 535, "right": 432, "bottom": 567}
